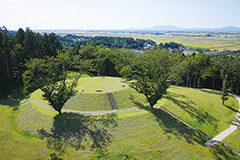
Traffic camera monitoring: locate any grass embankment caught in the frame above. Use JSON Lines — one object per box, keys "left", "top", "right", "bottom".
{"left": 0, "top": 105, "right": 49, "bottom": 160}
{"left": 158, "top": 86, "right": 239, "bottom": 138}
{"left": 222, "top": 129, "right": 240, "bottom": 152}
{"left": 31, "top": 76, "right": 129, "bottom": 111}
{"left": 11, "top": 102, "right": 239, "bottom": 159}
{"left": 1, "top": 76, "right": 240, "bottom": 159}
{"left": 112, "top": 86, "right": 239, "bottom": 138}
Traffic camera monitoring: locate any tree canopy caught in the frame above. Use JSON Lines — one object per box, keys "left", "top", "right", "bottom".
{"left": 121, "top": 49, "right": 173, "bottom": 108}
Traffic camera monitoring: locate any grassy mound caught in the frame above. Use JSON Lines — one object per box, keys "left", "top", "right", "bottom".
{"left": 1, "top": 103, "right": 238, "bottom": 159}
{"left": 76, "top": 76, "right": 128, "bottom": 93}
{"left": 157, "top": 87, "right": 239, "bottom": 138}
{"left": 2, "top": 76, "right": 240, "bottom": 159}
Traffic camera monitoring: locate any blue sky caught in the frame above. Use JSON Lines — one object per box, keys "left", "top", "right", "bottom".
{"left": 1, "top": 0, "right": 240, "bottom": 30}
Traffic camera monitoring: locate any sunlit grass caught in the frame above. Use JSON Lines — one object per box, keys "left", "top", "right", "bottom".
{"left": 1, "top": 76, "right": 240, "bottom": 159}
{"left": 158, "top": 86, "right": 239, "bottom": 138}
{"left": 77, "top": 76, "right": 128, "bottom": 93}
{"left": 222, "top": 128, "right": 240, "bottom": 152}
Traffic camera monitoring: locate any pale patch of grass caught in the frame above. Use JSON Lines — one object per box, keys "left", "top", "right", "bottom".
{"left": 77, "top": 76, "right": 128, "bottom": 93}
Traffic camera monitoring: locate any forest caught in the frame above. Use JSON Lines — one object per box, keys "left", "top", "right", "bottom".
{"left": 1, "top": 27, "right": 240, "bottom": 100}
{"left": 57, "top": 34, "right": 157, "bottom": 49}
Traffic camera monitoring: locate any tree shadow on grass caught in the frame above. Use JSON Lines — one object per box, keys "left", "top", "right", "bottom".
{"left": 38, "top": 112, "right": 118, "bottom": 155}
{"left": 164, "top": 95, "right": 218, "bottom": 125}
{"left": 210, "top": 144, "right": 239, "bottom": 160}
{"left": 135, "top": 102, "right": 238, "bottom": 159}
{"left": 200, "top": 89, "right": 221, "bottom": 96}
{"left": 140, "top": 105, "right": 207, "bottom": 145}
{"left": 224, "top": 105, "right": 239, "bottom": 113}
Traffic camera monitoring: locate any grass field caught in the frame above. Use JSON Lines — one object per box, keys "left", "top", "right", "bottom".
{"left": 157, "top": 87, "right": 239, "bottom": 138}
{"left": 222, "top": 128, "right": 240, "bottom": 152}
{"left": 63, "top": 31, "right": 240, "bottom": 51}
{"left": 1, "top": 76, "right": 240, "bottom": 159}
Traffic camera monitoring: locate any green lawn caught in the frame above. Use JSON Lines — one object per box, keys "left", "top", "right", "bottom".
{"left": 77, "top": 76, "right": 128, "bottom": 93}
{"left": 158, "top": 86, "right": 239, "bottom": 138}
{"left": 222, "top": 128, "right": 240, "bottom": 152}
{"left": 2, "top": 102, "right": 238, "bottom": 159}
{"left": 1, "top": 76, "right": 240, "bottom": 159}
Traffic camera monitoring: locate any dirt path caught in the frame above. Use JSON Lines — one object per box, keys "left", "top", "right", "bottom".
{"left": 62, "top": 108, "right": 117, "bottom": 115}
{"left": 205, "top": 94, "right": 240, "bottom": 146}
{"left": 107, "top": 91, "right": 117, "bottom": 110}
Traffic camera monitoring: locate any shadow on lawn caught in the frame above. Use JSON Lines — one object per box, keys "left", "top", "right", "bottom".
{"left": 225, "top": 105, "right": 239, "bottom": 113}
{"left": 134, "top": 100, "right": 239, "bottom": 159}
{"left": 200, "top": 89, "right": 222, "bottom": 96}
{"left": 135, "top": 102, "right": 238, "bottom": 159}
{"left": 38, "top": 112, "right": 118, "bottom": 155}
{"left": 164, "top": 93, "right": 218, "bottom": 124}
{"left": 137, "top": 104, "right": 207, "bottom": 145}
{"left": 210, "top": 144, "right": 239, "bottom": 159}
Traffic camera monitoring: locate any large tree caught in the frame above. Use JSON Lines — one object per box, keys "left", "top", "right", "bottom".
{"left": 23, "top": 52, "right": 87, "bottom": 114}
{"left": 122, "top": 49, "right": 172, "bottom": 108}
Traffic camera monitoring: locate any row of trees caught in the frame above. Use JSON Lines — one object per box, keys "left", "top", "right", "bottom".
{"left": 1, "top": 27, "right": 240, "bottom": 112}
{"left": 58, "top": 34, "right": 156, "bottom": 49}
{"left": 0, "top": 27, "right": 62, "bottom": 97}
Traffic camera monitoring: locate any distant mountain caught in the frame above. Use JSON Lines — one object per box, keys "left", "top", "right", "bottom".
{"left": 129, "top": 25, "right": 240, "bottom": 32}
{"left": 148, "top": 25, "right": 182, "bottom": 31}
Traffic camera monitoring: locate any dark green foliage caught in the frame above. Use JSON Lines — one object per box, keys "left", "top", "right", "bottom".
{"left": 159, "top": 42, "right": 183, "bottom": 49}
{"left": 122, "top": 49, "right": 172, "bottom": 108}
{"left": 221, "top": 74, "right": 229, "bottom": 105}
{"left": 58, "top": 34, "right": 156, "bottom": 49}
{"left": 0, "top": 26, "right": 62, "bottom": 97}
{"left": 23, "top": 52, "right": 83, "bottom": 114}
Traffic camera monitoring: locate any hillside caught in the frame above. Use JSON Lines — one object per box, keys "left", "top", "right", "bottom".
{"left": 0, "top": 77, "right": 239, "bottom": 159}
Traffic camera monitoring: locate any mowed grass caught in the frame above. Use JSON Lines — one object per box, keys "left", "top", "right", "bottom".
{"left": 157, "top": 86, "right": 239, "bottom": 138}
{"left": 6, "top": 102, "right": 238, "bottom": 159}
{"left": 77, "top": 76, "right": 128, "bottom": 93}
{"left": 1, "top": 76, "right": 240, "bottom": 159}
{"left": 222, "top": 128, "right": 240, "bottom": 152}
{"left": 0, "top": 105, "right": 50, "bottom": 160}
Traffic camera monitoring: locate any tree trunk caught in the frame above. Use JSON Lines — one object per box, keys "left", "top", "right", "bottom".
{"left": 236, "top": 83, "right": 239, "bottom": 95}
{"left": 187, "top": 73, "right": 189, "bottom": 88}
{"left": 212, "top": 77, "right": 215, "bottom": 91}
{"left": 193, "top": 73, "right": 197, "bottom": 88}
{"left": 58, "top": 110, "right": 62, "bottom": 114}
{"left": 5, "top": 60, "right": 14, "bottom": 91}
{"left": 190, "top": 74, "right": 192, "bottom": 88}
{"left": 222, "top": 99, "right": 224, "bottom": 105}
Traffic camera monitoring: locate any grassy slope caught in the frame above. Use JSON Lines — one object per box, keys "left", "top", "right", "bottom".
{"left": 12, "top": 102, "right": 239, "bottom": 159}
{"left": 223, "top": 129, "right": 240, "bottom": 152}
{"left": 1, "top": 77, "right": 240, "bottom": 159}
{"left": 0, "top": 105, "right": 49, "bottom": 160}
{"left": 157, "top": 87, "right": 239, "bottom": 138}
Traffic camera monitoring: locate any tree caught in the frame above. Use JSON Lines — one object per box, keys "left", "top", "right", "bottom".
{"left": 219, "top": 54, "right": 231, "bottom": 105}
{"left": 23, "top": 52, "right": 86, "bottom": 114}
{"left": 221, "top": 74, "right": 229, "bottom": 105}
{"left": 122, "top": 49, "right": 171, "bottom": 108}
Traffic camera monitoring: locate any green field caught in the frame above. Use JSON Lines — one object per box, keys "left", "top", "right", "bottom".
{"left": 60, "top": 31, "right": 240, "bottom": 51}
{"left": 0, "top": 76, "right": 240, "bottom": 159}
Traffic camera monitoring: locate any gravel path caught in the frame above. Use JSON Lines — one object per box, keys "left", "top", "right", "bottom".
{"left": 205, "top": 94, "right": 240, "bottom": 146}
